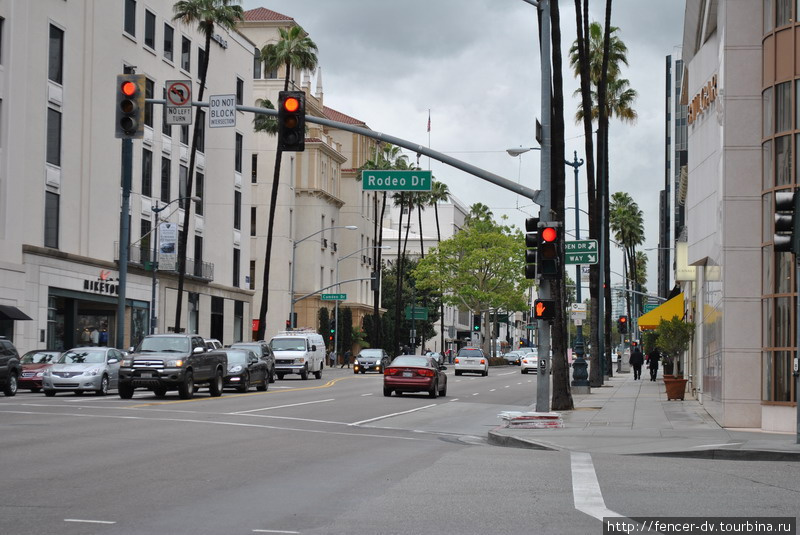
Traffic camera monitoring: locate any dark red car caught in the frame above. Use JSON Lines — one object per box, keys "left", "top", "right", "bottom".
{"left": 19, "top": 350, "right": 61, "bottom": 392}
{"left": 383, "top": 355, "right": 447, "bottom": 398}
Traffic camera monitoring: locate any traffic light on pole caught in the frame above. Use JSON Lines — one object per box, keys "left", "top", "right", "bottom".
{"left": 278, "top": 91, "right": 305, "bottom": 152}
{"left": 537, "top": 222, "right": 562, "bottom": 280}
{"left": 774, "top": 190, "right": 800, "bottom": 254}
{"left": 472, "top": 314, "right": 481, "bottom": 331}
{"left": 524, "top": 216, "right": 540, "bottom": 279}
{"left": 115, "top": 74, "right": 145, "bottom": 139}
{"left": 617, "top": 315, "right": 628, "bottom": 334}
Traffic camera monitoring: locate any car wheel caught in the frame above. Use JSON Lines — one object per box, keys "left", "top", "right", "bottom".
{"left": 428, "top": 380, "right": 438, "bottom": 399}
{"left": 237, "top": 373, "right": 250, "bottom": 393}
{"left": 44, "top": 389, "right": 56, "bottom": 397}
{"left": 208, "top": 370, "right": 223, "bottom": 397}
{"left": 300, "top": 366, "right": 308, "bottom": 380}
{"left": 268, "top": 367, "right": 276, "bottom": 383}
{"left": 95, "top": 375, "right": 109, "bottom": 396}
{"left": 31, "top": 387, "right": 41, "bottom": 393}
{"left": 522, "top": 369, "right": 527, "bottom": 374}
{"left": 118, "top": 383, "right": 134, "bottom": 399}
{"left": 455, "top": 370, "right": 462, "bottom": 376}
{"left": 360, "top": 369, "right": 366, "bottom": 374}
{"left": 153, "top": 386, "right": 167, "bottom": 398}
{"left": 256, "top": 374, "right": 268, "bottom": 392}
{"left": 2, "top": 372, "right": 18, "bottom": 396}
{"left": 440, "top": 382, "right": 447, "bottom": 397}
{"left": 314, "top": 369, "right": 322, "bottom": 379}
{"left": 276, "top": 373, "right": 285, "bottom": 380}
{"left": 383, "top": 386, "right": 392, "bottom": 397}
{"left": 483, "top": 370, "right": 488, "bottom": 377}
{"left": 74, "top": 390, "right": 83, "bottom": 396}
{"left": 178, "top": 370, "right": 195, "bottom": 400}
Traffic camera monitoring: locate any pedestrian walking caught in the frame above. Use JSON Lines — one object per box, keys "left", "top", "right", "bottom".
{"left": 329, "top": 349, "right": 336, "bottom": 367}
{"left": 647, "top": 347, "right": 661, "bottom": 381}
{"left": 629, "top": 345, "right": 644, "bottom": 380}
{"left": 341, "top": 349, "right": 352, "bottom": 368}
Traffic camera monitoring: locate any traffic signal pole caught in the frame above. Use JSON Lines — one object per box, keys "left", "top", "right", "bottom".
{"left": 116, "top": 138, "right": 132, "bottom": 350}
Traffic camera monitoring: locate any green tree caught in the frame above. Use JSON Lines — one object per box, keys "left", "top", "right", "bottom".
{"left": 609, "top": 191, "right": 644, "bottom": 319}
{"left": 171, "top": 0, "right": 244, "bottom": 332}
{"left": 255, "top": 25, "right": 318, "bottom": 341}
{"left": 318, "top": 306, "right": 330, "bottom": 351}
{"left": 341, "top": 307, "right": 353, "bottom": 356}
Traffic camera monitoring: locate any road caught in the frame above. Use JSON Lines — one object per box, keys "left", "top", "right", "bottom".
{"left": 1, "top": 365, "right": 798, "bottom": 535}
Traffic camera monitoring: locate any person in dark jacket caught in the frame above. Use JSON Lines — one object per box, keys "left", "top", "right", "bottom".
{"left": 341, "top": 349, "right": 352, "bottom": 369}
{"left": 647, "top": 348, "right": 661, "bottom": 381}
{"left": 629, "top": 346, "right": 644, "bottom": 380}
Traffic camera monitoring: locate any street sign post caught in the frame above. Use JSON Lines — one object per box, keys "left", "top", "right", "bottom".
{"left": 361, "top": 170, "right": 432, "bottom": 191}
{"left": 321, "top": 293, "right": 346, "bottom": 301}
{"left": 565, "top": 239, "right": 598, "bottom": 265}
{"left": 404, "top": 306, "right": 428, "bottom": 320}
{"left": 165, "top": 80, "right": 192, "bottom": 125}
{"left": 209, "top": 94, "right": 236, "bottom": 128}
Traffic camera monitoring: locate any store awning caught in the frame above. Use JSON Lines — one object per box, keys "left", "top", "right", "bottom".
{"left": 0, "top": 305, "right": 32, "bottom": 321}
{"left": 638, "top": 293, "right": 684, "bottom": 330}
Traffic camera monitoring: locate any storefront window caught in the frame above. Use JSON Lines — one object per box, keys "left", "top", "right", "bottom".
{"left": 764, "top": 0, "right": 775, "bottom": 33}
{"left": 762, "top": 351, "right": 773, "bottom": 401}
{"left": 762, "top": 246, "right": 773, "bottom": 295}
{"left": 774, "top": 351, "right": 794, "bottom": 401}
{"left": 775, "top": 135, "right": 792, "bottom": 186}
{"left": 188, "top": 292, "right": 199, "bottom": 334}
{"left": 776, "top": 82, "right": 792, "bottom": 132}
{"left": 763, "top": 298, "right": 772, "bottom": 348}
{"left": 763, "top": 87, "right": 773, "bottom": 137}
{"left": 774, "top": 296, "right": 792, "bottom": 347}
{"left": 777, "top": 0, "right": 792, "bottom": 26}
{"left": 775, "top": 250, "right": 793, "bottom": 293}
{"left": 763, "top": 140, "right": 773, "bottom": 188}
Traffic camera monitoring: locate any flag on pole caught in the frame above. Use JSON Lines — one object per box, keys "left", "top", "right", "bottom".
{"left": 427, "top": 110, "right": 431, "bottom": 133}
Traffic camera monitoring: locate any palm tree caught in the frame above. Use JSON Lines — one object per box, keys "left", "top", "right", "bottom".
{"left": 568, "top": 21, "right": 628, "bottom": 88}
{"left": 609, "top": 192, "right": 644, "bottom": 320}
{"left": 428, "top": 180, "right": 450, "bottom": 353}
{"left": 171, "top": 0, "right": 244, "bottom": 333}
{"left": 255, "top": 25, "right": 318, "bottom": 340}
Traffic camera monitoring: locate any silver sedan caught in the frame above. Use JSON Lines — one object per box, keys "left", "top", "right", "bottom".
{"left": 42, "top": 347, "right": 123, "bottom": 396}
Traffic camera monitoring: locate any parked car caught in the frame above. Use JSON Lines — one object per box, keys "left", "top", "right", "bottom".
{"left": 221, "top": 348, "right": 269, "bottom": 393}
{"left": 454, "top": 347, "right": 488, "bottom": 376}
{"left": 383, "top": 355, "right": 447, "bottom": 398}
{"left": 427, "top": 352, "right": 444, "bottom": 365}
{"left": 19, "top": 350, "right": 61, "bottom": 392}
{"left": 502, "top": 352, "right": 521, "bottom": 366}
{"left": 42, "top": 347, "right": 123, "bottom": 396}
{"left": 0, "top": 337, "right": 21, "bottom": 396}
{"left": 230, "top": 341, "right": 276, "bottom": 383}
{"left": 521, "top": 351, "right": 539, "bottom": 374}
{"left": 205, "top": 338, "right": 223, "bottom": 351}
{"left": 269, "top": 331, "right": 325, "bottom": 380}
{"left": 354, "top": 348, "right": 390, "bottom": 374}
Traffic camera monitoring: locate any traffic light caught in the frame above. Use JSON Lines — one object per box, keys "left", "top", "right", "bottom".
{"left": 524, "top": 216, "right": 540, "bottom": 279}
{"left": 329, "top": 318, "right": 336, "bottom": 341}
{"left": 617, "top": 315, "right": 628, "bottom": 334}
{"left": 278, "top": 91, "right": 305, "bottom": 152}
{"left": 532, "top": 299, "right": 556, "bottom": 320}
{"left": 537, "top": 222, "right": 562, "bottom": 280}
{"left": 370, "top": 271, "right": 378, "bottom": 292}
{"left": 472, "top": 314, "right": 481, "bottom": 331}
{"left": 115, "top": 74, "right": 145, "bottom": 139}
{"left": 774, "top": 190, "right": 800, "bottom": 254}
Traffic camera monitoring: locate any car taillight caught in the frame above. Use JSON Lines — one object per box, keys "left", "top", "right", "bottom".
{"left": 384, "top": 368, "right": 400, "bottom": 376}
{"left": 417, "top": 369, "right": 435, "bottom": 377}
{"left": 522, "top": 359, "right": 528, "bottom": 364}
{"left": 454, "top": 358, "right": 460, "bottom": 363}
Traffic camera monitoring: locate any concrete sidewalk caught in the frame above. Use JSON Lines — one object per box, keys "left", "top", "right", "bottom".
{"left": 488, "top": 370, "right": 800, "bottom": 461}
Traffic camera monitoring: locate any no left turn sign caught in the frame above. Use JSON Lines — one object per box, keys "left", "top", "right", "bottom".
{"left": 165, "top": 80, "right": 192, "bottom": 125}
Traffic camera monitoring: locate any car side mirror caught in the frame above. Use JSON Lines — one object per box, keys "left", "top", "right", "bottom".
{"left": 129, "top": 347, "right": 135, "bottom": 352}
{"left": 311, "top": 344, "right": 317, "bottom": 352}
{"left": 192, "top": 346, "right": 205, "bottom": 354}
{"left": 108, "top": 358, "right": 119, "bottom": 364}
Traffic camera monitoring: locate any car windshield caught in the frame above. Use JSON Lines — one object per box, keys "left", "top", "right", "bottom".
{"left": 358, "top": 350, "right": 381, "bottom": 358}
{"left": 224, "top": 350, "right": 249, "bottom": 365}
{"left": 137, "top": 337, "right": 190, "bottom": 353}
{"left": 270, "top": 338, "right": 306, "bottom": 351}
{"left": 458, "top": 349, "right": 483, "bottom": 357}
{"left": 231, "top": 344, "right": 260, "bottom": 353}
{"left": 59, "top": 349, "right": 106, "bottom": 364}
{"left": 21, "top": 351, "right": 59, "bottom": 364}
{"left": 390, "top": 356, "right": 429, "bottom": 367}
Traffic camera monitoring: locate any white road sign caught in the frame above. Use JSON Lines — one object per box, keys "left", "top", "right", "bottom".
{"left": 209, "top": 94, "right": 236, "bottom": 128}
{"left": 165, "top": 80, "right": 192, "bottom": 125}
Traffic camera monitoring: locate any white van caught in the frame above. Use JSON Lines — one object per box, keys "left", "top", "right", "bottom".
{"left": 269, "top": 330, "right": 325, "bottom": 380}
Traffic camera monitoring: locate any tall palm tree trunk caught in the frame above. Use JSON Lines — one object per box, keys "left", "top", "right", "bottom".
{"left": 375, "top": 191, "right": 387, "bottom": 349}
{"left": 603, "top": 126, "right": 613, "bottom": 377}
{"left": 434, "top": 202, "right": 444, "bottom": 354}
{"left": 417, "top": 200, "right": 424, "bottom": 259}
{"left": 393, "top": 193, "right": 405, "bottom": 353}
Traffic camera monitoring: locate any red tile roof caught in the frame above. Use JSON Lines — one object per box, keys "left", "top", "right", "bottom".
{"left": 323, "top": 106, "right": 367, "bottom": 127}
{"left": 243, "top": 7, "right": 294, "bottom": 22}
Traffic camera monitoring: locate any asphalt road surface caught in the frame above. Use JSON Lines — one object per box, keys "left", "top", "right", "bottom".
{"left": 1, "top": 365, "right": 798, "bottom": 535}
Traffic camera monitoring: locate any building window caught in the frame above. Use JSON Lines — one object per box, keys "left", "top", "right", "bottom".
{"left": 46, "top": 108, "right": 61, "bottom": 166}
{"left": 180, "top": 125, "right": 189, "bottom": 145}
{"left": 141, "top": 219, "right": 152, "bottom": 264}
{"left": 776, "top": 82, "right": 791, "bottom": 133}
{"left": 235, "top": 133, "right": 243, "bottom": 172}
{"left": 234, "top": 300, "right": 243, "bottom": 343}
{"left": 198, "top": 47, "right": 206, "bottom": 78}
{"left": 210, "top": 296, "right": 224, "bottom": 342}
{"left": 776, "top": 135, "right": 791, "bottom": 186}
{"left": 266, "top": 66, "right": 278, "bottom": 79}
{"left": 48, "top": 25, "right": 64, "bottom": 85}
{"left": 161, "top": 156, "right": 171, "bottom": 203}
{"left": 776, "top": 0, "right": 792, "bottom": 27}
{"left": 163, "top": 23, "right": 174, "bottom": 62}
{"left": 763, "top": 87, "right": 773, "bottom": 138}
{"left": 145, "top": 77, "right": 154, "bottom": 128}
{"left": 764, "top": 0, "right": 774, "bottom": 34}
{"left": 197, "top": 110, "right": 205, "bottom": 152}
{"left": 251, "top": 154, "right": 258, "bottom": 183}
{"left": 181, "top": 36, "right": 190, "bottom": 72}
{"left": 234, "top": 191, "right": 242, "bottom": 230}
{"left": 0, "top": 18, "right": 5, "bottom": 64}
{"left": 188, "top": 292, "right": 199, "bottom": 334}
{"left": 144, "top": 9, "right": 156, "bottom": 49}
{"left": 253, "top": 48, "right": 262, "bottom": 79}
{"left": 45, "top": 191, "right": 59, "bottom": 248}
{"left": 161, "top": 87, "right": 171, "bottom": 136}
{"left": 194, "top": 235, "right": 203, "bottom": 273}
{"left": 249, "top": 260, "right": 256, "bottom": 290}
{"left": 251, "top": 206, "right": 257, "bottom": 236}
{"left": 179, "top": 165, "right": 188, "bottom": 208}
{"left": 142, "top": 148, "right": 153, "bottom": 197}
{"left": 233, "top": 248, "right": 241, "bottom": 287}
{"left": 195, "top": 172, "right": 204, "bottom": 216}
{"left": 236, "top": 77, "right": 244, "bottom": 105}
{"left": 124, "top": 0, "right": 136, "bottom": 37}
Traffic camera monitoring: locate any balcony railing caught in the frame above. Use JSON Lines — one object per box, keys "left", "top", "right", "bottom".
{"left": 115, "top": 243, "right": 214, "bottom": 282}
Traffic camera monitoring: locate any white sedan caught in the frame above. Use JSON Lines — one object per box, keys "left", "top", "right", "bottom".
{"left": 454, "top": 348, "right": 488, "bottom": 376}
{"left": 521, "top": 351, "right": 539, "bottom": 374}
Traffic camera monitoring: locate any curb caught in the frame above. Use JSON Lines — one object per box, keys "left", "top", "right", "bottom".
{"left": 487, "top": 428, "right": 558, "bottom": 451}
{"left": 633, "top": 449, "right": 800, "bottom": 462}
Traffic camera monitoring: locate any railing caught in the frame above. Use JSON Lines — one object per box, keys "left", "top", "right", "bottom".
{"left": 115, "top": 243, "right": 214, "bottom": 282}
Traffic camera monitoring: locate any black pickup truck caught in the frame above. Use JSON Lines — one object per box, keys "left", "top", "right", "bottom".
{"left": 118, "top": 334, "right": 227, "bottom": 399}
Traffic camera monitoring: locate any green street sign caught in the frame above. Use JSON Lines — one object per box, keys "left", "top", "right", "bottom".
{"left": 564, "top": 252, "right": 598, "bottom": 265}
{"left": 361, "top": 170, "right": 432, "bottom": 191}
{"left": 321, "top": 293, "right": 346, "bottom": 301}
{"left": 404, "top": 306, "right": 429, "bottom": 320}
{"left": 565, "top": 239, "right": 598, "bottom": 253}
{"left": 644, "top": 303, "right": 658, "bottom": 312}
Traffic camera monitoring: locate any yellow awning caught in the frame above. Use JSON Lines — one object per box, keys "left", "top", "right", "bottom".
{"left": 638, "top": 293, "right": 684, "bottom": 330}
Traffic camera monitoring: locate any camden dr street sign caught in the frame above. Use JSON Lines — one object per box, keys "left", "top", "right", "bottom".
{"left": 361, "top": 170, "right": 432, "bottom": 191}
{"left": 564, "top": 239, "right": 598, "bottom": 265}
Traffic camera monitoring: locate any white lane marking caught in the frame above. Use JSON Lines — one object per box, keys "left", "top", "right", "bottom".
{"left": 472, "top": 393, "right": 479, "bottom": 396}
{"left": 361, "top": 393, "right": 373, "bottom": 397}
{"left": 65, "top": 519, "right": 116, "bottom": 525}
{"left": 253, "top": 530, "right": 299, "bottom": 534}
{"left": 504, "top": 385, "right": 510, "bottom": 388}
{"left": 349, "top": 404, "right": 437, "bottom": 426}
{"left": 690, "top": 442, "right": 742, "bottom": 449}
{"left": 517, "top": 382, "right": 523, "bottom": 385}
{"left": 497, "top": 371, "right": 517, "bottom": 376}
{"left": 489, "top": 389, "right": 496, "bottom": 392}
{"left": 449, "top": 398, "right": 459, "bottom": 402}
{"left": 570, "top": 452, "right": 621, "bottom": 520}
{"left": 229, "top": 399, "right": 334, "bottom": 414}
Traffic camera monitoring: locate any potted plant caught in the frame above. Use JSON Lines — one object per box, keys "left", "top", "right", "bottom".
{"left": 654, "top": 317, "right": 695, "bottom": 400}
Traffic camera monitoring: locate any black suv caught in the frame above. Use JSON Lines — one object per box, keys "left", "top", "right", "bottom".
{"left": 0, "top": 337, "right": 21, "bottom": 396}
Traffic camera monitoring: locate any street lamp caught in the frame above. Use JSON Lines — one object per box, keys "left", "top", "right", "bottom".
{"left": 334, "top": 245, "right": 391, "bottom": 358}
{"left": 289, "top": 225, "right": 358, "bottom": 329}
{"left": 506, "top": 146, "right": 541, "bottom": 157}
{"left": 150, "top": 196, "right": 201, "bottom": 335}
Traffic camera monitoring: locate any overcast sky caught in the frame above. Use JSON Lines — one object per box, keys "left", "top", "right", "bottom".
{"left": 241, "top": 0, "right": 686, "bottom": 296}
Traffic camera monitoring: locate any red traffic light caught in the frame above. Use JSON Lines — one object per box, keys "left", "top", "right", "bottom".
{"left": 619, "top": 316, "right": 627, "bottom": 323}
{"left": 121, "top": 80, "right": 137, "bottom": 97}
{"left": 541, "top": 226, "right": 557, "bottom": 242}
{"left": 283, "top": 96, "right": 300, "bottom": 113}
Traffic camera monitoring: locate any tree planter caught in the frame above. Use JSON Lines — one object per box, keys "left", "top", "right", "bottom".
{"left": 663, "top": 376, "right": 688, "bottom": 401}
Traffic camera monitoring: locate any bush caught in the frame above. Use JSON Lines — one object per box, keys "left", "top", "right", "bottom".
{"left": 488, "top": 357, "right": 507, "bottom": 367}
